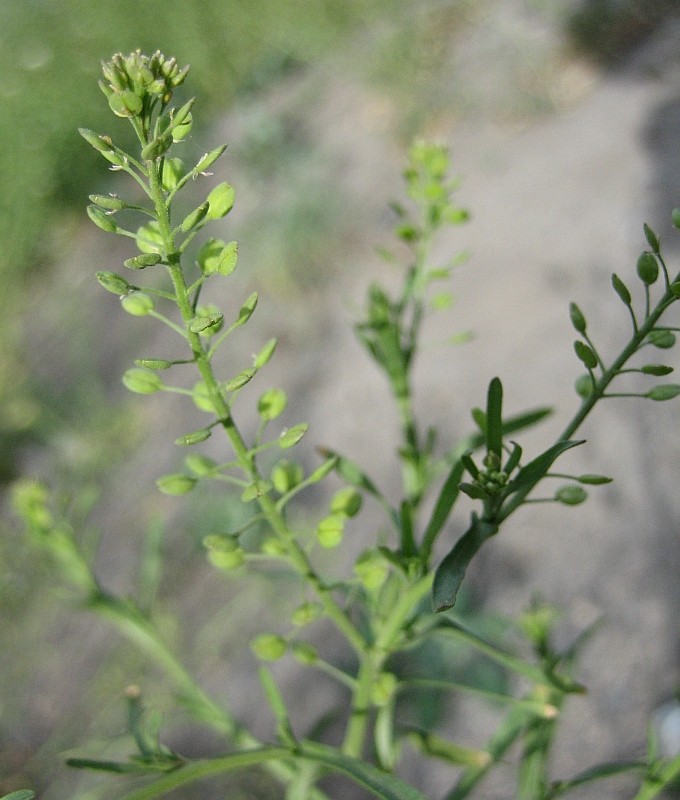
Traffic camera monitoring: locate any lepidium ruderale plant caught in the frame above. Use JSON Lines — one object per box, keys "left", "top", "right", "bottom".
{"left": 10, "top": 50, "right": 680, "bottom": 800}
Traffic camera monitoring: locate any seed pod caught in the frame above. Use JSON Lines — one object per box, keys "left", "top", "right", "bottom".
{"left": 191, "top": 381, "right": 217, "bottom": 413}
{"left": 569, "top": 302, "right": 587, "bottom": 333}
{"left": 241, "top": 480, "right": 272, "bottom": 502}
{"left": 124, "top": 253, "right": 162, "bottom": 270}
{"left": 206, "top": 182, "right": 235, "bottom": 218}
{"left": 647, "top": 384, "right": 680, "bottom": 401}
{"left": 224, "top": 368, "right": 256, "bottom": 392}
{"left": 180, "top": 201, "right": 210, "bottom": 233}
{"left": 258, "top": 388, "right": 288, "bottom": 421}
{"left": 253, "top": 338, "right": 277, "bottom": 369}
{"left": 575, "top": 374, "right": 594, "bottom": 398}
{"left": 279, "top": 423, "right": 308, "bottom": 449}
{"left": 122, "top": 368, "right": 163, "bottom": 394}
{"left": 175, "top": 428, "right": 212, "bottom": 446}
{"left": 576, "top": 474, "right": 612, "bottom": 485}
{"left": 371, "top": 672, "right": 398, "bottom": 707}
{"left": 87, "top": 205, "right": 119, "bottom": 233}
{"left": 185, "top": 454, "right": 218, "bottom": 476}
{"left": 96, "top": 271, "right": 131, "bottom": 295}
{"left": 354, "top": 551, "right": 389, "bottom": 590}
{"left": 271, "top": 460, "right": 304, "bottom": 494}
{"left": 135, "top": 222, "right": 164, "bottom": 254}
{"left": 197, "top": 238, "right": 227, "bottom": 275}
{"left": 644, "top": 223, "right": 660, "bottom": 254}
{"left": 108, "top": 90, "right": 143, "bottom": 118}
{"left": 134, "top": 358, "right": 173, "bottom": 370}
{"left": 637, "top": 251, "right": 659, "bottom": 285}
{"left": 574, "top": 340, "right": 597, "bottom": 370}
{"left": 330, "top": 487, "right": 362, "bottom": 518}
{"left": 648, "top": 330, "right": 676, "bottom": 349}
{"left": 141, "top": 133, "right": 173, "bottom": 161}
{"left": 190, "top": 310, "right": 224, "bottom": 334}
{"left": 121, "top": 292, "right": 154, "bottom": 316}
{"left": 156, "top": 473, "right": 197, "bottom": 495}
{"left": 640, "top": 364, "right": 673, "bottom": 376}
{"left": 79, "top": 128, "right": 114, "bottom": 152}
{"left": 555, "top": 485, "right": 588, "bottom": 505}
{"left": 671, "top": 282, "right": 680, "bottom": 298}
{"left": 251, "top": 634, "right": 287, "bottom": 661}
{"left": 172, "top": 112, "right": 192, "bottom": 142}
{"left": 89, "top": 194, "right": 127, "bottom": 211}
{"left": 611, "top": 273, "right": 632, "bottom": 305}
{"left": 204, "top": 535, "right": 244, "bottom": 571}
{"left": 316, "top": 515, "right": 345, "bottom": 548}
{"left": 195, "top": 145, "right": 227, "bottom": 173}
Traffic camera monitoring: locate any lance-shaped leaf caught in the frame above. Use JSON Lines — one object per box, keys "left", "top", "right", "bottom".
{"left": 499, "top": 440, "right": 585, "bottom": 520}
{"left": 486, "top": 377, "right": 503, "bottom": 458}
{"left": 420, "top": 458, "right": 465, "bottom": 560}
{"left": 432, "top": 514, "right": 498, "bottom": 612}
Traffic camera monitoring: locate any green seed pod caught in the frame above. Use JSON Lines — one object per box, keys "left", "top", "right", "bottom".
{"left": 162, "top": 157, "right": 185, "bottom": 192}
{"left": 141, "top": 133, "right": 173, "bottom": 161}
{"left": 79, "top": 128, "right": 114, "bottom": 152}
{"left": 197, "top": 238, "right": 228, "bottom": 275}
{"left": 555, "top": 485, "right": 588, "bottom": 505}
{"left": 190, "top": 310, "right": 224, "bottom": 334}
{"left": 124, "top": 253, "right": 162, "bottom": 270}
{"left": 576, "top": 474, "right": 612, "bottom": 485}
{"left": 134, "top": 358, "right": 173, "bottom": 370}
{"left": 316, "top": 514, "right": 345, "bottom": 548}
{"left": 330, "top": 487, "right": 363, "bottom": 518}
{"left": 354, "top": 551, "right": 389, "bottom": 591}
{"left": 122, "top": 368, "right": 163, "bottom": 394}
{"left": 170, "top": 98, "right": 194, "bottom": 129}
{"left": 258, "top": 388, "right": 287, "bottom": 421}
{"left": 636, "top": 251, "right": 659, "bottom": 285}
{"left": 121, "top": 291, "right": 154, "bottom": 316}
{"left": 279, "top": 423, "right": 309, "bottom": 449}
{"left": 235, "top": 292, "right": 258, "bottom": 327}
{"left": 156, "top": 473, "right": 197, "bottom": 495}
{"left": 191, "top": 381, "right": 217, "bottom": 413}
{"left": 175, "top": 427, "right": 212, "bottom": 446}
{"left": 195, "top": 145, "right": 228, "bottom": 173}
{"left": 180, "top": 201, "right": 210, "bottom": 233}
{"left": 291, "top": 642, "right": 318, "bottom": 665}
{"left": 271, "top": 459, "right": 304, "bottom": 494}
{"left": 644, "top": 223, "right": 660, "bottom": 254}
{"left": 253, "top": 338, "right": 277, "bottom": 369}
{"left": 291, "top": 602, "right": 322, "bottom": 627}
{"left": 217, "top": 241, "right": 239, "bottom": 276}
{"left": 575, "top": 374, "right": 594, "bottom": 398}
{"left": 204, "top": 535, "right": 244, "bottom": 571}
{"left": 224, "top": 368, "right": 256, "bottom": 392}
{"left": 306, "top": 456, "right": 338, "bottom": 485}
{"left": 96, "top": 271, "right": 131, "bottom": 295}
{"left": 206, "top": 182, "right": 236, "bottom": 218}
{"left": 108, "top": 90, "right": 143, "bottom": 118}
{"left": 569, "top": 302, "right": 587, "bottom": 334}
{"left": 241, "top": 480, "right": 272, "bottom": 502}
{"left": 371, "top": 672, "right": 398, "bottom": 707}
{"left": 87, "top": 205, "right": 119, "bottom": 233}
{"left": 185, "top": 453, "right": 218, "bottom": 476}
{"left": 100, "top": 148, "right": 128, "bottom": 168}
{"left": 648, "top": 330, "right": 676, "bottom": 349}
{"left": 261, "top": 538, "right": 287, "bottom": 557}
{"left": 671, "top": 281, "right": 680, "bottom": 298}
{"left": 611, "top": 273, "right": 632, "bottom": 306}
{"left": 672, "top": 208, "right": 680, "bottom": 230}
{"left": 89, "top": 193, "right": 127, "bottom": 211}
{"left": 574, "top": 340, "right": 597, "bottom": 370}
{"left": 172, "top": 112, "right": 192, "bottom": 142}
{"left": 640, "top": 364, "right": 674, "bottom": 376}
{"left": 251, "top": 633, "right": 287, "bottom": 661}
{"left": 135, "top": 222, "right": 164, "bottom": 254}
{"left": 647, "top": 384, "right": 680, "bottom": 401}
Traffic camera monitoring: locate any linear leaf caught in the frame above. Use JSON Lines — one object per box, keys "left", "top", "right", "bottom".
{"left": 547, "top": 761, "right": 646, "bottom": 798}
{"left": 420, "top": 458, "right": 465, "bottom": 560}
{"left": 486, "top": 378, "right": 503, "bottom": 457}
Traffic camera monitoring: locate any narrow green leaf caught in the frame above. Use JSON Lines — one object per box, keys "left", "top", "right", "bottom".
{"left": 504, "top": 442, "right": 523, "bottom": 475}
{"left": 575, "top": 474, "right": 612, "bottom": 485}
{"left": 548, "top": 761, "right": 646, "bottom": 798}
{"left": 486, "top": 378, "right": 503, "bottom": 457}
{"left": 406, "top": 729, "right": 490, "bottom": 767}
{"left": 259, "top": 667, "right": 296, "bottom": 746}
{"left": 0, "top": 792, "right": 36, "bottom": 800}
{"left": 421, "top": 459, "right": 465, "bottom": 559}
{"left": 432, "top": 514, "right": 498, "bottom": 612}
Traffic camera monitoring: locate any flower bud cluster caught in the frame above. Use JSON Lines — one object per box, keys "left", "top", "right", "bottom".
{"left": 99, "top": 50, "right": 190, "bottom": 113}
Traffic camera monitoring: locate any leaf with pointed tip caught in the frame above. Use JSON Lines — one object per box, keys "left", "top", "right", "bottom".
{"left": 486, "top": 378, "right": 503, "bottom": 457}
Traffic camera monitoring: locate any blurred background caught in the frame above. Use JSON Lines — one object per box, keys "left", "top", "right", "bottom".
{"left": 2, "top": 1, "right": 680, "bottom": 798}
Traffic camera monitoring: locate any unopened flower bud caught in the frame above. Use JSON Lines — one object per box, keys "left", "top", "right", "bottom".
{"left": 87, "top": 205, "right": 119, "bottom": 233}
{"left": 96, "top": 271, "right": 131, "bottom": 295}
{"left": 251, "top": 633, "right": 287, "bottom": 661}
{"left": 121, "top": 292, "right": 154, "bottom": 316}
{"left": 124, "top": 253, "right": 162, "bottom": 270}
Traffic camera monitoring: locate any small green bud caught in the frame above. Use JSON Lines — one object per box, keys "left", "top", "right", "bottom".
{"left": 124, "top": 253, "right": 162, "bottom": 270}
{"left": 185, "top": 453, "right": 218, "bottom": 476}
{"left": 261, "top": 538, "right": 287, "bottom": 557}
{"left": 122, "top": 368, "right": 163, "bottom": 394}
{"left": 371, "top": 672, "right": 398, "bottom": 707}
{"left": 195, "top": 145, "right": 227, "bottom": 173}
{"left": 555, "top": 485, "right": 588, "bottom": 505}
{"left": 576, "top": 474, "right": 612, "bottom": 485}
{"left": 254, "top": 338, "right": 277, "bottom": 369}
{"left": 190, "top": 309, "right": 224, "bottom": 334}
{"left": 141, "top": 133, "right": 173, "bottom": 161}
{"left": 251, "top": 633, "right": 287, "bottom": 661}
{"left": 672, "top": 208, "right": 680, "bottom": 230}
{"left": 241, "top": 480, "right": 272, "bottom": 502}
{"left": 636, "top": 251, "right": 659, "bottom": 285}
{"left": 330, "top": 487, "right": 362, "bottom": 518}
{"left": 156, "top": 473, "right": 197, "bottom": 495}
{"left": 569, "top": 302, "right": 587, "bottom": 334}
{"left": 279, "top": 423, "right": 308, "bottom": 449}
{"left": 224, "top": 368, "right": 256, "bottom": 392}
{"left": 79, "top": 128, "right": 114, "bottom": 152}
{"left": 172, "top": 111, "right": 192, "bottom": 142}
{"left": 611, "top": 273, "right": 632, "bottom": 306}
{"left": 316, "top": 514, "right": 345, "bottom": 548}
{"left": 640, "top": 364, "right": 674, "bottom": 376}
{"left": 134, "top": 358, "right": 173, "bottom": 370}
{"left": 647, "top": 384, "right": 680, "bottom": 401}
{"left": 291, "top": 642, "right": 318, "bottom": 664}
{"left": 575, "top": 374, "right": 594, "bottom": 398}
{"left": 96, "top": 271, "right": 131, "bottom": 295}
{"left": 291, "top": 602, "right": 322, "bottom": 627}
{"left": 648, "top": 330, "right": 676, "bottom": 349}
{"left": 235, "top": 292, "right": 258, "bottom": 327}
{"left": 271, "top": 459, "right": 304, "bottom": 494}
{"left": 258, "top": 388, "right": 287, "bottom": 421}
{"left": 574, "top": 340, "right": 597, "bottom": 370}
{"left": 175, "top": 428, "right": 212, "bottom": 446}
{"left": 180, "top": 201, "right": 210, "bottom": 233}
{"left": 354, "top": 551, "right": 389, "bottom": 591}
{"left": 204, "top": 535, "right": 244, "bottom": 571}
{"left": 87, "top": 205, "right": 119, "bottom": 233}
{"left": 121, "top": 291, "right": 154, "bottom": 316}
{"left": 108, "top": 90, "right": 143, "bottom": 118}
{"left": 643, "top": 223, "right": 660, "bottom": 254}
{"left": 89, "top": 193, "right": 127, "bottom": 211}
{"left": 206, "top": 182, "right": 236, "bottom": 218}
